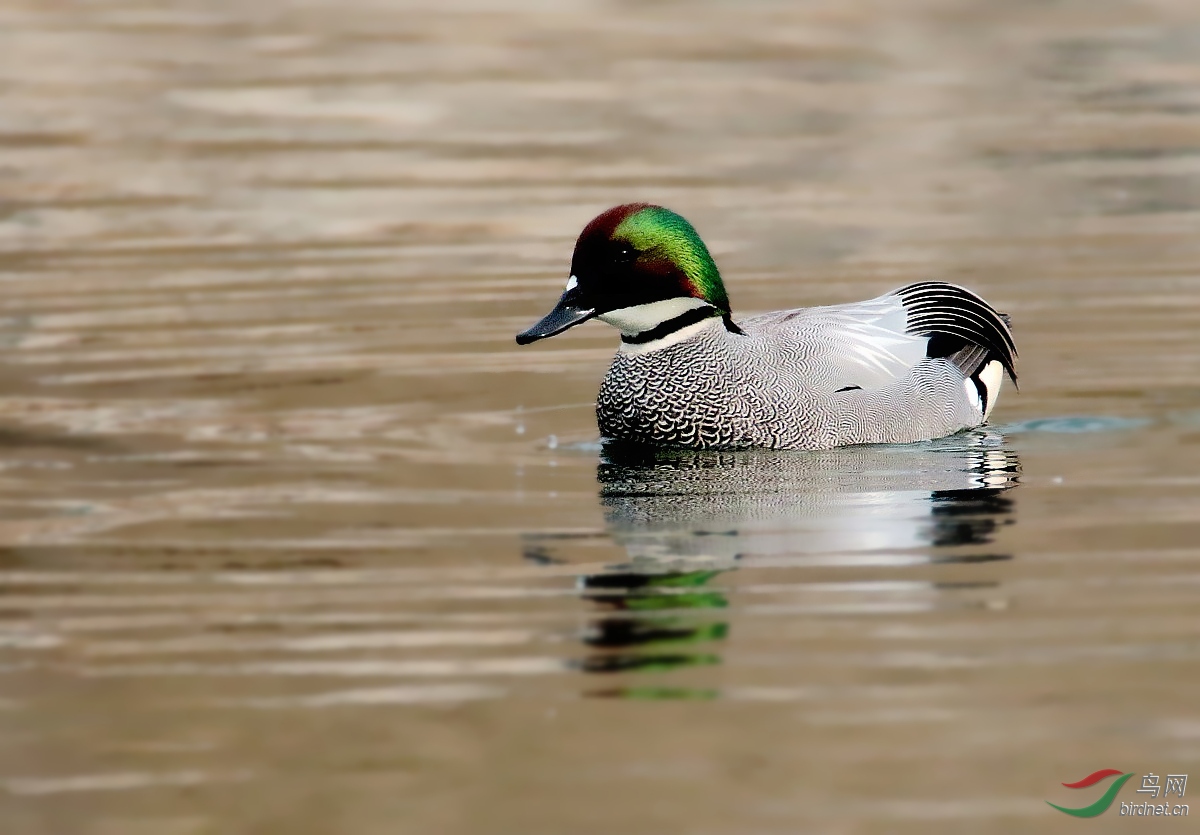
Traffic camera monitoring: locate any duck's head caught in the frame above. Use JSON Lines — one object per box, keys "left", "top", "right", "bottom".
{"left": 516, "top": 204, "right": 738, "bottom": 345}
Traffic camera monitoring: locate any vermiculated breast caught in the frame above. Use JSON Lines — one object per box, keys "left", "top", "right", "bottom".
{"left": 596, "top": 330, "right": 759, "bottom": 449}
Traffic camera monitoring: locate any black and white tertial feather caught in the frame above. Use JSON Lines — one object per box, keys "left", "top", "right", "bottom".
{"left": 896, "top": 282, "right": 1017, "bottom": 383}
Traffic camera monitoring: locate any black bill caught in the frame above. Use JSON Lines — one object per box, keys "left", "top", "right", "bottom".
{"left": 515, "top": 284, "right": 596, "bottom": 345}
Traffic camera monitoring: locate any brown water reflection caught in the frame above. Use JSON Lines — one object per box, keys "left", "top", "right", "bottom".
{"left": 3, "top": 0, "right": 1200, "bottom": 833}
{"left": 551, "top": 437, "right": 1021, "bottom": 699}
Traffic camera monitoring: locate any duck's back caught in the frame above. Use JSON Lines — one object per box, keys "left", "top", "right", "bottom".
{"left": 597, "top": 282, "right": 1017, "bottom": 450}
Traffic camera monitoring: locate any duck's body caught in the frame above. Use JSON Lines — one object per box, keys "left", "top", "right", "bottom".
{"left": 518, "top": 205, "right": 1017, "bottom": 451}
{"left": 598, "top": 283, "right": 1010, "bottom": 450}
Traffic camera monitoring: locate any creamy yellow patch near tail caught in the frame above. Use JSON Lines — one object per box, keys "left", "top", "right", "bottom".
{"left": 978, "top": 360, "right": 1004, "bottom": 418}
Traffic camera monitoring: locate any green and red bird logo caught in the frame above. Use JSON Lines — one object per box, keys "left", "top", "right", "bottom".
{"left": 1047, "top": 769, "right": 1134, "bottom": 817}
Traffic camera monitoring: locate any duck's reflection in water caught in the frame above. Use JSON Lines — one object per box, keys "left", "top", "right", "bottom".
{"left": 526, "top": 432, "right": 1020, "bottom": 699}
{"left": 575, "top": 568, "right": 729, "bottom": 700}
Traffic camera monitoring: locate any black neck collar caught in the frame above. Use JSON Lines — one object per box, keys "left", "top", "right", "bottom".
{"left": 621, "top": 306, "right": 731, "bottom": 345}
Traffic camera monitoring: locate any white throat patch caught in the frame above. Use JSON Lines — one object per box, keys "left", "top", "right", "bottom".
{"left": 617, "top": 315, "right": 724, "bottom": 354}
{"left": 597, "top": 298, "right": 723, "bottom": 354}
{"left": 597, "top": 297, "right": 713, "bottom": 336}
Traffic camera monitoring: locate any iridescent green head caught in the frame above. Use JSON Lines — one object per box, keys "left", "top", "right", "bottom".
{"left": 516, "top": 204, "right": 736, "bottom": 344}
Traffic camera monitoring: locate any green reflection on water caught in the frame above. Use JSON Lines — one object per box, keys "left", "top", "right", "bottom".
{"left": 579, "top": 567, "right": 731, "bottom": 698}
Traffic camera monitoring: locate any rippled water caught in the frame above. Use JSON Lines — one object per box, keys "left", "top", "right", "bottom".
{"left": 2, "top": 1, "right": 1200, "bottom": 833}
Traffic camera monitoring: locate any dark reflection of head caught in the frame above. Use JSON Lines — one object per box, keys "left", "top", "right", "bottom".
{"left": 928, "top": 488, "right": 1016, "bottom": 549}
{"left": 577, "top": 568, "right": 727, "bottom": 681}
{"left": 524, "top": 433, "right": 1021, "bottom": 699}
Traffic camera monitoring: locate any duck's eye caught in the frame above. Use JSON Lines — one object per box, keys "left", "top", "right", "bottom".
{"left": 614, "top": 246, "right": 636, "bottom": 264}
